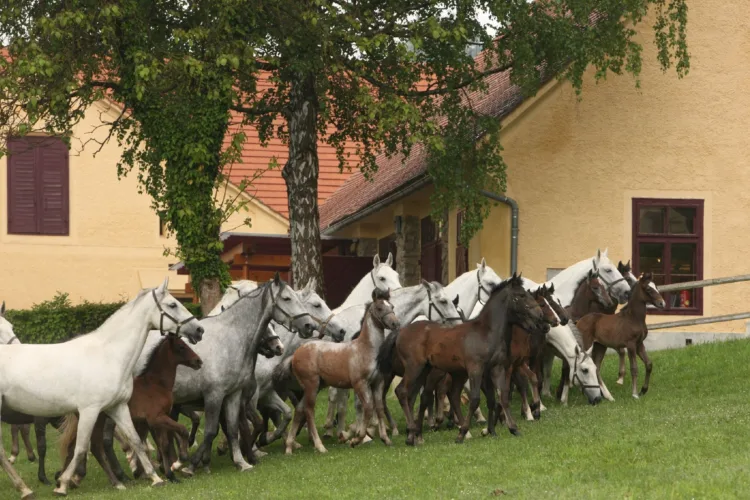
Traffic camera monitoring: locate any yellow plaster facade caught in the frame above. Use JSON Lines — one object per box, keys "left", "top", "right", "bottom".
{"left": 326, "top": 0, "right": 750, "bottom": 333}
{"left": 1, "top": 100, "right": 288, "bottom": 309}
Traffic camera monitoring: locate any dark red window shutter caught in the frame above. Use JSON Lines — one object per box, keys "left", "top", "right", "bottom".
{"left": 38, "top": 140, "right": 69, "bottom": 235}
{"left": 8, "top": 138, "right": 39, "bottom": 234}
{"left": 7, "top": 137, "right": 69, "bottom": 235}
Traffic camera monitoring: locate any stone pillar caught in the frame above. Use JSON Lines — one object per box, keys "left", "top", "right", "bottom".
{"left": 396, "top": 215, "right": 420, "bottom": 286}
{"left": 356, "top": 238, "right": 378, "bottom": 258}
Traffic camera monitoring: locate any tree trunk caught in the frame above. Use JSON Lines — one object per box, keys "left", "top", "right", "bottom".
{"left": 282, "top": 71, "right": 325, "bottom": 298}
{"left": 199, "top": 277, "right": 222, "bottom": 317}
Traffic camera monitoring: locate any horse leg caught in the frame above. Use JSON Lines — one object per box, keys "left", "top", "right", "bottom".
{"left": 148, "top": 415, "right": 189, "bottom": 481}
{"left": 221, "top": 391, "right": 253, "bottom": 471}
{"left": 479, "top": 374, "right": 498, "bottom": 437}
{"left": 433, "top": 374, "right": 449, "bottom": 429}
{"left": 448, "top": 374, "right": 466, "bottom": 431}
{"left": 381, "top": 374, "right": 398, "bottom": 436}
{"left": 541, "top": 348, "right": 555, "bottom": 399}
{"left": 400, "top": 364, "right": 429, "bottom": 447}
{"left": 493, "top": 364, "right": 520, "bottom": 437}
{"left": 259, "top": 392, "right": 292, "bottom": 446}
{"left": 371, "top": 377, "right": 392, "bottom": 446}
{"left": 415, "top": 375, "right": 438, "bottom": 445}
{"left": 301, "top": 378, "right": 327, "bottom": 453}
{"left": 513, "top": 371, "right": 532, "bottom": 421}
{"left": 520, "top": 364, "right": 542, "bottom": 421}
{"left": 636, "top": 341, "right": 653, "bottom": 397}
{"left": 9, "top": 425, "right": 23, "bottom": 465}
{"left": 335, "top": 389, "right": 351, "bottom": 442}
{"left": 350, "top": 381, "right": 375, "bottom": 447}
{"left": 104, "top": 403, "right": 163, "bottom": 488}
{"left": 34, "top": 418, "right": 52, "bottom": 485}
{"left": 89, "top": 415, "right": 125, "bottom": 489}
{"left": 627, "top": 343, "right": 639, "bottom": 399}
{"left": 53, "top": 408, "right": 100, "bottom": 496}
{"left": 183, "top": 395, "right": 223, "bottom": 476}
{"left": 616, "top": 348, "right": 627, "bottom": 385}
{"left": 556, "top": 360, "right": 570, "bottom": 402}
{"left": 241, "top": 401, "right": 262, "bottom": 465}
{"left": 591, "top": 343, "right": 614, "bottom": 402}
{"left": 323, "top": 387, "right": 339, "bottom": 439}
{"left": 0, "top": 417, "right": 34, "bottom": 498}
{"left": 457, "top": 369, "right": 482, "bottom": 444}
{"left": 101, "top": 417, "right": 129, "bottom": 483}
{"left": 284, "top": 399, "right": 307, "bottom": 455}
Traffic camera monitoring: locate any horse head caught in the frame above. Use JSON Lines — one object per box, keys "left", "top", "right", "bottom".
{"left": 369, "top": 288, "right": 400, "bottom": 331}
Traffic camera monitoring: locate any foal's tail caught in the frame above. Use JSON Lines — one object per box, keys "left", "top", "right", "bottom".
{"left": 377, "top": 330, "right": 399, "bottom": 378}
{"left": 58, "top": 413, "right": 79, "bottom": 463}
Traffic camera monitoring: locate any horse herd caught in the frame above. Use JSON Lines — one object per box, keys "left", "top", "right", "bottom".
{"left": 0, "top": 249, "right": 665, "bottom": 499}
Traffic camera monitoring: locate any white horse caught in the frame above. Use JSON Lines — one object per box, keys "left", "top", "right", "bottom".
{"left": 0, "top": 279, "right": 203, "bottom": 499}
{"left": 322, "top": 280, "right": 463, "bottom": 441}
{"left": 336, "top": 253, "right": 401, "bottom": 311}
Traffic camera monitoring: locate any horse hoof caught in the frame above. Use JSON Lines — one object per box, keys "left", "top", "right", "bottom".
{"left": 632, "top": 394, "right": 640, "bottom": 400}
{"left": 28, "top": 455, "right": 36, "bottom": 463}
{"left": 39, "top": 478, "right": 51, "bottom": 486}
{"left": 639, "top": 387, "right": 649, "bottom": 396}
{"left": 21, "top": 492, "right": 35, "bottom": 500}
{"left": 539, "top": 403, "right": 547, "bottom": 412}
{"left": 9, "top": 455, "right": 16, "bottom": 465}
{"left": 170, "top": 461, "right": 183, "bottom": 472}
{"left": 239, "top": 464, "right": 253, "bottom": 472}
{"left": 53, "top": 487, "right": 67, "bottom": 497}
{"left": 292, "top": 440, "right": 303, "bottom": 450}
{"left": 316, "top": 447, "right": 329, "bottom": 454}
{"left": 115, "top": 483, "right": 127, "bottom": 490}
{"left": 616, "top": 379, "right": 624, "bottom": 385}
{"left": 180, "top": 466, "right": 194, "bottom": 477}
{"left": 533, "top": 410, "right": 541, "bottom": 421}
{"left": 391, "top": 428, "right": 399, "bottom": 437}
{"left": 382, "top": 438, "right": 393, "bottom": 446}
{"left": 151, "top": 479, "right": 166, "bottom": 488}
{"left": 509, "top": 429, "right": 521, "bottom": 437}
{"left": 255, "top": 450, "right": 268, "bottom": 458}
{"left": 455, "top": 435, "right": 465, "bottom": 444}
{"left": 406, "top": 436, "right": 415, "bottom": 447}
{"left": 465, "top": 430, "right": 472, "bottom": 440}
{"left": 481, "top": 428, "right": 489, "bottom": 437}
{"left": 285, "top": 448, "right": 293, "bottom": 455}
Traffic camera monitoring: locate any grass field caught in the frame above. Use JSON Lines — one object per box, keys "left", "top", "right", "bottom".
{"left": 3, "top": 339, "right": 750, "bottom": 499}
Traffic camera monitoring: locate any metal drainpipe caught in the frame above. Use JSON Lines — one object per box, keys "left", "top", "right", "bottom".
{"left": 479, "top": 190, "right": 518, "bottom": 275}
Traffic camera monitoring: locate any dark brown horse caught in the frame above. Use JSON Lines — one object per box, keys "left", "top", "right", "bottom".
{"left": 435, "top": 285, "right": 565, "bottom": 430}
{"left": 58, "top": 334, "right": 203, "bottom": 488}
{"left": 576, "top": 273, "right": 664, "bottom": 399}
{"left": 378, "top": 274, "right": 546, "bottom": 445}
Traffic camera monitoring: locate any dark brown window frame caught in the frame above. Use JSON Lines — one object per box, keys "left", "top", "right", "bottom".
{"left": 7, "top": 136, "right": 70, "bottom": 236}
{"left": 632, "top": 198, "right": 704, "bottom": 316}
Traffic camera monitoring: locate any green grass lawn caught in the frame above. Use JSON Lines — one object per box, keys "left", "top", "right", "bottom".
{"left": 4, "top": 339, "right": 750, "bottom": 499}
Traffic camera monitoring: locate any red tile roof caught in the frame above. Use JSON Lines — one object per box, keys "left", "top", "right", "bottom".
{"left": 223, "top": 111, "right": 359, "bottom": 218}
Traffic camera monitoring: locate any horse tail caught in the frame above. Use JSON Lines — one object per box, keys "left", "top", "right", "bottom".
{"left": 377, "top": 330, "right": 399, "bottom": 378}
{"left": 58, "top": 413, "right": 79, "bottom": 463}
{"left": 272, "top": 355, "right": 295, "bottom": 393}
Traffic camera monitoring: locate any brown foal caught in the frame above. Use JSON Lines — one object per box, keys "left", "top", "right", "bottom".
{"left": 284, "top": 288, "right": 400, "bottom": 454}
{"left": 576, "top": 273, "right": 665, "bottom": 399}
{"left": 59, "top": 334, "right": 203, "bottom": 488}
{"left": 381, "top": 274, "right": 546, "bottom": 445}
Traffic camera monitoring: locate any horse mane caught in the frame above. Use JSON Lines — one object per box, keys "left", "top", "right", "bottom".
{"left": 218, "top": 281, "right": 270, "bottom": 313}
{"left": 135, "top": 336, "right": 168, "bottom": 376}
{"left": 573, "top": 273, "right": 592, "bottom": 295}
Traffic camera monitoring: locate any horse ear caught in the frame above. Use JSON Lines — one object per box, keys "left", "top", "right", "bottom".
{"left": 602, "top": 248, "right": 609, "bottom": 258}
{"left": 273, "top": 272, "right": 281, "bottom": 285}
{"left": 0, "top": 301, "right": 4, "bottom": 315}
{"left": 158, "top": 277, "right": 169, "bottom": 295}
{"left": 421, "top": 279, "right": 430, "bottom": 289}
{"left": 549, "top": 283, "right": 555, "bottom": 294}
{"left": 221, "top": 305, "right": 226, "bottom": 312}
{"left": 307, "top": 277, "right": 318, "bottom": 294}
{"left": 575, "top": 344, "right": 580, "bottom": 355}
{"left": 386, "top": 252, "right": 394, "bottom": 267}
{"left": 596, "top": 249, "right": 601, "bottom": 260}
{"left": 373, "top": 254, "right": 381, "bottom": 267}
{"left": 479, "top": 258, "right": 487, "bottom": 271}
{"left": 453, "top": 295, "right": 460, "bottom": 306}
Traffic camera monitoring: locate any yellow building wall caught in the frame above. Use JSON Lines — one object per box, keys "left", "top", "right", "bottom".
{"left": 0, "top": 100, "right": 288, "bottom": 309}
{"left": 494, "top": 0, "right": 748, "bottom": 333}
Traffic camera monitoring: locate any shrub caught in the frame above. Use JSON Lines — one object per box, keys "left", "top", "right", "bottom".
{"left": 4, "top": 292, "right": 203, "bottom": 344}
